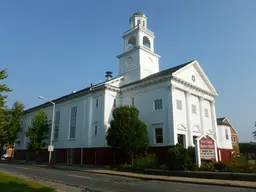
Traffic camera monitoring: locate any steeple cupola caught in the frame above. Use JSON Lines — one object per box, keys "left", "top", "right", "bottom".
{"left": 117, "top": 12, "right": 160, "bottom": 85}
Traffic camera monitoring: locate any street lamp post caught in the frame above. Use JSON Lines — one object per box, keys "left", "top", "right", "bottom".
{"left": 38, "top": 96, "right": 55, "bottom": 168}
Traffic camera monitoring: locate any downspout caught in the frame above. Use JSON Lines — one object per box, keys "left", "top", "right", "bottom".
{"left": 81, "top": 94, "right": 86, "bottom": 166}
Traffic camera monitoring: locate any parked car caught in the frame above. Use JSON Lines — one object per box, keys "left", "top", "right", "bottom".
{"left": 1, "top": 154, "right": 11, "bottom": 160}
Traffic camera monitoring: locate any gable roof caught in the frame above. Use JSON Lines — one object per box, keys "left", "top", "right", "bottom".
{"left": 172, "top": 60, "right": 218, "bottom": 96}
{"left": 217, "top": 117, "right": 238, "bottom": 134}
{"left": 217, "top": 118, "right": 230, "bottom": 126}
{"left": 121, "top": 60, "right": 194, "bottom": 88}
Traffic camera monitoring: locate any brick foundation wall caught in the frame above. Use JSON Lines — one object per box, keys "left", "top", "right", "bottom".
{"left": 14, "top": 146, "right": 172, "bottom": 165}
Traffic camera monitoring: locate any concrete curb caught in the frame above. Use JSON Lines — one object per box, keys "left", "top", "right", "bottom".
{"left": 80, "top": 170, "right": 256, "bottom": 190}
{"left": 2, "top": 162, "right": 256, "bottom": 189}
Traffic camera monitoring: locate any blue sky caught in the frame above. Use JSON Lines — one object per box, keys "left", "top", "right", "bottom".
{"left": 1, "top": 0, "right": 255, "bottom": 142}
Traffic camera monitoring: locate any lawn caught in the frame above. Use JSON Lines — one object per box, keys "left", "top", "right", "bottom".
{"left": 0, "top": 171, "right": 55, "bottom": 192}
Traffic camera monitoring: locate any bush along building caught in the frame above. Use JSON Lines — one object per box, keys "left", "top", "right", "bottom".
{"left": 14, "top": 11, "right": 234, "bottom": 165}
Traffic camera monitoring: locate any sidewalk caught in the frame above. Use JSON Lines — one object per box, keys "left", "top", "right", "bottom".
{"left": 3, "top": 161, "right": 256, "bottom": 189}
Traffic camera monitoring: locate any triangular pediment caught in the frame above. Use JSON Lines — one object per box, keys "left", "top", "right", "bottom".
{"left": 172, "top": 60, "right": 218, "bottom": 96}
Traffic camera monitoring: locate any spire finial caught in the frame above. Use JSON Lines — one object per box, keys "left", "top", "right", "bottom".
{"left": 137, "top": 9, "right": 139, "bottom": 13}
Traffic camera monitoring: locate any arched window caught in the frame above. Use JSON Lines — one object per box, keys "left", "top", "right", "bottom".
{"left": 137, "top": 20, "right": 141, "bottom": 25}
{"left": 143, "top": 36, "right": 151, "bottom": 48}
{"left": 127, "top": 36, "right": 136, "bottom": 49}
{"left": 143, "top": 21, "right": 145, "bottom": 27}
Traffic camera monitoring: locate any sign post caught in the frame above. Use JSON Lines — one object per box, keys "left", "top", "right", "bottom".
{"left": 195, "top": 135, "right": 218, "bottom": 167}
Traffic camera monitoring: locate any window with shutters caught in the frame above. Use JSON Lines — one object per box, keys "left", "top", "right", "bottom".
{"left": 192, "top": 104, "right": 197, "bottom": 114}
{"left": 176, "top": 100, "right": 182, "bottom": 110}
{"left": 205, "top": 109, "right": 209, "bottom": 117}
{"left": 154, "top": 99, "right": 163, "bottom": 110}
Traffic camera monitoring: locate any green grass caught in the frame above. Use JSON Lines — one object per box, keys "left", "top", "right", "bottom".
{"left": 0, "top": 172, "right": 55, "bottom": 192}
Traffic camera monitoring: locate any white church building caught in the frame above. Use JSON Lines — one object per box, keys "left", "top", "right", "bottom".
{"left": 14, "top": 11, "right": 233, "bottom": 165}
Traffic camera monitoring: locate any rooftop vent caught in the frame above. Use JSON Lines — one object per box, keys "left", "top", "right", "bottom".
{"left": 105, "top": 71, "right": 113, "bottom": 81}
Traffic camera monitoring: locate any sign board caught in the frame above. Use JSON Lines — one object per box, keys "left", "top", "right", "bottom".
{"left": 48, "top": 145, "right": 54, "bottom": 152}
{"left": 199, "top": 136, "right": 215, "bottom": 160}
{"left": 195, "top": 135, "right": 218, "bottom": 167}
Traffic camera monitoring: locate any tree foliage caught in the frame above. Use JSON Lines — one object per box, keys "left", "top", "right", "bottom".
{"left": 0, "top": 68, "right": 12, "bottom": 154}
{"left": 106, "top": 106, "right": 149, "bottom": 165}
{"left": 27, "top": 110, "right": 50, "bottom": 154}
{"left": 6, "top": 102, "right": 24, "bottom": 146}
{"left": 253, "top": 131, "right": 256, "bottom": 140}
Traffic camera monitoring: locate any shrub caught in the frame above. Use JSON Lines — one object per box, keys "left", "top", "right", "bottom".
{"left": 227, "top": 164, "right": 256, "bottom": 173}
{"left": 160, "top": 164, "right": 168, "bottom": 170}
{"left": 187, "top": 146, "right": 196, "bottom": 163}
{"left": 133, "top": 153, "right": 158, "bottom": 170}
{"left": 213, "top": 162, "right": 228, "bottom": 172}
{"left": 167, "top": 144, "right": 193, "bottom": 171}
{"left": 120, "top": 163, "right": 132, "bottom": 169}
{"left": 199, "top": 161, "right": 214, "bottom": 171}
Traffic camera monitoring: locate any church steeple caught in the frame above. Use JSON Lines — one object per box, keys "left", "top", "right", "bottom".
{"left": 117, "top": 12, "right": 160, "bottom": 85}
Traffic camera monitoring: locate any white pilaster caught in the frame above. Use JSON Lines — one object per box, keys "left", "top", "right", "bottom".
{"left": 199, "top": 97, "right": 204, "bottom": 135}
{"left": 185, "top": 91, "right": 193, "bottom": 146}
{"left": 210, "top": 100, "right": 218, "bottom": 147}
{"left": 167, "top": 84, "right": 173, "bottom": 145}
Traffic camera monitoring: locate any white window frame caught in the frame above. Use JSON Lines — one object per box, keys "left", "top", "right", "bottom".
{"left": 132, "top": 97, "right": 135, "bottom": 106}
{"left": 225, "top": 129, "right": 229, "bottom": 140}
{"left": 68, "top": 104, "right": 78, "bottom": 140}
{"left": 54, "top": 109, "right": 60, "bottom": 141}
{"left": 154, "top": 127, "right": 163, "bottom": 144}
{"left": 154, "top": 99, "right": 163, "bottom": 110}
{"left": 152, "top": 123, "right": 164, "bottom": 144}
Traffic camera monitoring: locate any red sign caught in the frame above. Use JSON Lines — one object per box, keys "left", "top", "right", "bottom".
{"left": 199, "top": 136, "right": 215, "bottom": 160}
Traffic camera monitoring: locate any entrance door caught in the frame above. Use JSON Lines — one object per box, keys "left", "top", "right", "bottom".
{"left": 67, "top": 149, "right": 73, "bottom": 165}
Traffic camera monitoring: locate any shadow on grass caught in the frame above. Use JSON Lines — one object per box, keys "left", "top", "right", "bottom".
{"left": 0, "top": 181, "right": 55, "bottom": 192}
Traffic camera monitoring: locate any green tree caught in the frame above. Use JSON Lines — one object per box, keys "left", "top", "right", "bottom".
{"left": 106, "top": 106, "right": 149, "bottom": 165}
{"left": 0, "top": 68, "right": 12, "bottom": 155}
{"left": 27, "top": 110, "right": 50, "bottom": 156}
{"left": 6, "top": 102, "right": 24, "bottom": 147}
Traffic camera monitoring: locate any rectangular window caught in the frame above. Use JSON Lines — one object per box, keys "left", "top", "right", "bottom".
{"left": 154, "top": 99, "right": 163, "bottom": 110}
{"left": 69, "top": 106, "right": 77, "bottom": 139}
{"left": 225, "top": 129, "right": 229, "bottom": 140}
{"left": 96, "top": 98, "right": 99, "bottom": 108}
{"left": 177, "top": 134, "right": 185, "bottom": 148}
{"left": 54, "top": 110, "right": 60, "bottom": 140}
{"left": 132, "top": 97, "right": 135, "bottom": 106}
{"left": 205, "top": 109, "right": 209, "bottom": 117}
{"left": 94, "top": 125, "right": 98, "bottom": 136}
{"left": 155, "top": 128, "right": 163, "bottom": 143}
{"left": 176, "top": 100, "right": 182, "bottom": 110}
{"left": 192, "top": 104, "right": 197, "bottom": 114}
{"left": 193, "top": 136, "right": 197, "bottom": 145}
{"left": 113, "top": 99, "right": 116, "bottom": 108}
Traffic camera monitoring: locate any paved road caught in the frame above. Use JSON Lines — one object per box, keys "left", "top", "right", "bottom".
{"left": 0, "top": 163, "right": 254, "bottom": 192}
